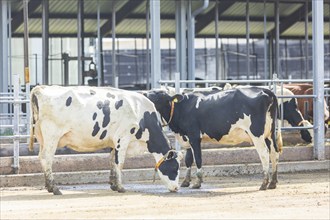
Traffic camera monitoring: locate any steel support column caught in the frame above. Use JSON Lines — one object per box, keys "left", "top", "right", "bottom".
{"left": 8, "top": 1, "right": 12, "bottom": 93}
{"left": 77, "top": 0, "right": 84, "bottom": 85}
{"left": 236, "top": 39, "right": 240, "bottom": 79}
{"left": 150, "top": 0, "right": 161, "bottom": 88}
{"left": 97, "top": 0, "right": 102, "bottom": 86}
{"left": 275, "top": 0, "right": 280, "bottom": 77}
{"left": 304, "top": 0, "right": 309, "bottom": 78}
{"left": 176, "top": 0, "right": 186, "bottom": 85}
{"left": 112, "top": 0, "right": 117, "bottom": 88}
{"left": 187, "top": 0, "right": 193, "bottom": 86}
{"left": 42, "top": 0, "right": 49, "bottom": 85}
{"left": 146, "top": 0, "right": 150, "bottom": 89}
{"left": 312, "top": 0, "right": 325, "bottom": 160}
{"left": 23, "top": 0, "right": 30, "bottom": 137}
{"left": 263, "top": 0, "right": 268, "bottom": 79}
{"left": 246, "top": 0, "right": 250, "bottom": 80}
{"left": 188, "top": 0, "right": 208, "bottom": 87}
{"left": 215, "top": 0, "right": 220, "bottom": 80}
{"left": 269, "top": 36, "right": 274, "bottom": 78}
{"left": 100, "top": 35, "right": 104, "bottom": 85}
{"left": 1, "top": 0, "right": 9, "bottom": 114}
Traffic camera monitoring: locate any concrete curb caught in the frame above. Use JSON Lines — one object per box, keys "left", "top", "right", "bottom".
{"left": 1, "top": 160, "right": 329, "bottom": 188}
{"left": 1, "top": 145, "right": 329, "bottom": 175}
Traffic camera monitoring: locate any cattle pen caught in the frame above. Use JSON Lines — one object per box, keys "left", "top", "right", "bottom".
{"left": 1, "top": 0, "right": 330, "bottom": 219}
{"left": 1, "top": 74, "right": 329, "bottom": 219}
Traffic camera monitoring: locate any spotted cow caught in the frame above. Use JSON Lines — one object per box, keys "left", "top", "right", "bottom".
{"left": 29, "top": 85, "right": 182, "bottom": 195}
{"left": 145, "top": 87, "right": 282, "bottom": 190}
{"left": 165, "top": 85, "right": 313, "bottom": 143}
{"left": 224, "top": 85, "right": 314, "bottom": 143}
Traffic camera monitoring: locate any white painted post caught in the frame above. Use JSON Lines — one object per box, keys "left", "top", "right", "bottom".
{"left": 150, "top": 0, "right": 161, "bottom": 88}
{"left": 12, "top": 74, "right": 20, "bottom": 174}
{"left": 312, "top": 0, "right": 325, "bottom": 160}
{"left": 175, "top": 71, "right": 181, "bottom": 151}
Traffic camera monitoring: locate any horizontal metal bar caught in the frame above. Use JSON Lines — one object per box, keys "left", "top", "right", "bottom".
{"left": 277, "top": 94, "right": 316, "bottom": 99}
{"left": 159, "top": 79, "right": 330, "bottom": 84}
{"left": 0, "top": 135, "right": 30, "bottom": 140}
{"left": 0, "top": 94, "right": 28, "bottom": 97}
{"left": 0, "top": 93, "right": 27, "bottom": 95}
{"left": 0, "top": 114, "right": 28, "bottom": 117}
{"left": 279, "top": 126, "right": 314, "bottom": 131}
{"left": 0, "top": 95, "right": 27, "bottom": 99}
{"left": 0, "top": 99, "right": 30, "bottom": 104}
{"left": 0, "top": 124, "right": 27, "bottom": 128}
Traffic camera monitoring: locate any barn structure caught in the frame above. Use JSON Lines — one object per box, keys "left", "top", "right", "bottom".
{"left": 0, "top": 0, "right": 329, "bottom": 181}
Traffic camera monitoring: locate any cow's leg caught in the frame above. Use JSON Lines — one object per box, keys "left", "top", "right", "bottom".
{"left": 268, "top": 140, "right": 279, "bottom": 189}
{"left": 109, "top": 151, "right": 125, "bottom": 193}
{"left": 251, "top": 136, "right": 270, "bottom": 190}
{"left": 39, "top": 138, "right": 61, "bottom": 195}
{"left": 109, "top": 148, "right": 116, "bottom": 188}
{"left": 189, "top": 138, "right": 203, "bottom": 189}
{"left": 181, "top": 148, "right": 193, "bottom": 187}
{"left": 110, "top": 139, "right": 129, "bottom": 193}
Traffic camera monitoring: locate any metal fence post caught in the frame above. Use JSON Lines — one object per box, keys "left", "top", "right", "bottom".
{"left": 150, "top": 0, "right": 161, "bottom": 89}
{"left": 12, "top": 74, "right": 20, "bottom": 174}
{"left": 272, "top": 74, "right": 279, "bottom": 141}
{"left": 312, "top": 0, "right": 325, "bottom": 160}
{"left": 175, "top": 71, "right": 181, "bottom": 151}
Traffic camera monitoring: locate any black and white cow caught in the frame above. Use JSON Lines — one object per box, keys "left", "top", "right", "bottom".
{"left": 145, "top": 87, "right": 283, "bottom": 190}
{"left": 224, "top": 85, "right": 314, "bottom": 143}
{"left": 165, "top": 85, "right": 313, "bottom": 143}
{"left": 29, "top": 85, "right": 182, "bottom": 195}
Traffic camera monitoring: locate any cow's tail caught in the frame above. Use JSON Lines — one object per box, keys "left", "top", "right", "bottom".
{"left": 265, "top": 89, "right": 283, "bottom": 153}
{"left": 28, "top": 87, "right": 39, "bottom": 152}
{"left": 276, "top": 120, "right": 283, "bottom": 154}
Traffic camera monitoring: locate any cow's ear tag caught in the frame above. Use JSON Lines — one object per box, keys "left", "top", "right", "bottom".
{"left": 172, "top": 94, "right": 183, "bottom": 103}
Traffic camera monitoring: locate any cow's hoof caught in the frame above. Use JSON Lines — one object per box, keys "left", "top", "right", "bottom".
{"left": 259, "top": 184, "right": 268, "bottom": 191}
{"left": 117, "top": 187, "right": 126, "bottom": 193}
{"left": 110, "top": 184, "right": 118, "bottom": 192}
{"left": 267, "top": 181, "right": 277, "bottom": 189}
{"left": 45, "top": 182, "right": 51, "bottom": 191}
{"left": 111, "top": 184, "right": 125, "bottom": 193}
{"left": 191, "top": 182, "right": 201, "bottom": 189}
{"left": 181, "top": 180, "right": 190, "bottom": 187}
{"left": 53, "top": 187, "right": 62, "bottom": 195}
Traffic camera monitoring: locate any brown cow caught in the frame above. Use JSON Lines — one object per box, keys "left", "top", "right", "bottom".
{"left": 284, "top": 84, "right": 329, "bottom": 124}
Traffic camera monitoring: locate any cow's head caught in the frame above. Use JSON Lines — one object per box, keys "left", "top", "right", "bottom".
{"left": 154, "top": 150, "right": 183, "bottom": 192}
{"left": 282, "top": 98, "right": 313, "bottom": 143}
{"left": 144, "top": 90, "right": 183, "bottom": 123}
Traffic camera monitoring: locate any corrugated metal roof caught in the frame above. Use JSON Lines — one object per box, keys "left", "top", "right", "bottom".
{"left": 8, "top": 0, "right": 330, "bottom": 39}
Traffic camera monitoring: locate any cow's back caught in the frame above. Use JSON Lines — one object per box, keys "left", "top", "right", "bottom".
{"left": 179, "top": 87, "right": 274, "bottom": 145}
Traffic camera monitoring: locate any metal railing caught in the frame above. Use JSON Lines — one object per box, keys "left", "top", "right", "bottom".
{"left": 0, "top": 74, "right": 30, "bottom": 174}
{"left": 1, "top": 73, "right": 328, "bottom": 173}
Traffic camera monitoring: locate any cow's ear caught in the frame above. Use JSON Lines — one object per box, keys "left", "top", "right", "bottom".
{"left": 171, "top": 94, "right": 184, "bottom": 103}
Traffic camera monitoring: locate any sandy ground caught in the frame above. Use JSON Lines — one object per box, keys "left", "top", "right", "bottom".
{"left": 1, "top": 171, "right": 329, "bottom": 220}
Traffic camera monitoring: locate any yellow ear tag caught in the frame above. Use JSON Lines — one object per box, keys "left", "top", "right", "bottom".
{"left": 173, "top": 98, "right": 178, "bottom": 103}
